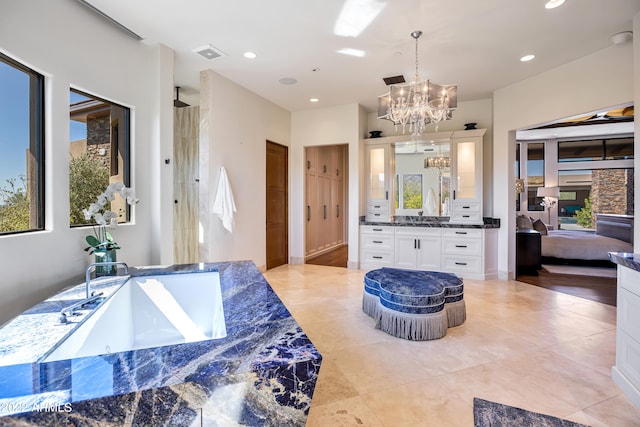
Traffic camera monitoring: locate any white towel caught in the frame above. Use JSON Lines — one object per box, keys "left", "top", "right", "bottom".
{"left": 212, "top": 166, "right": 237, "bottom": 233}
{"left": 425, "top": 188, "right": 438, "bottom": 216}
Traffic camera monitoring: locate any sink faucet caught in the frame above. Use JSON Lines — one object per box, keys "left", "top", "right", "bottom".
{"left": 85, "top": 262, "right": 128, "bottom": 298}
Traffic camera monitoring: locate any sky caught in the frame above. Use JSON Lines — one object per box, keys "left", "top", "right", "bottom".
{"left": 0, "top": 62, "right": 88, "bottom": 194}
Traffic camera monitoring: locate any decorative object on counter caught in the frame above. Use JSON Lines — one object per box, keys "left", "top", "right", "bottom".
{"left": 363, "top": 267, "right": 465, "bottom": 340}
{"left": 83, "top": 182, "right": 138, "bottom": 275}
{"left": 464, "top": 122, "right": 477, "bottom": 130}
{"left": 212, "top": 166, "right": 237, "bottom": 233}
{"left": 377, "top": 30, "right": 457, "bottom": 136}
{"left": 369, "top": 130, "right": 383, "bottom": 138}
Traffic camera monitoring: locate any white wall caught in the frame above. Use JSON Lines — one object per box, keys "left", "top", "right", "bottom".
{"left": 291, "top": 104, "right": 361, "bottom": 268}
{"left": 494, "top": 40, "right": 636, "bottom": 279}
{"left": 0, "top": 0, "right": 172, "bottom": 325}
{"left": 199, "top": 70, "right": 291, "bottom": 270}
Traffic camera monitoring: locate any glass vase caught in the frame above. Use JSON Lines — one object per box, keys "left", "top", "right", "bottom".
{"left": 94, "top": 248, "right": 117, "bottom": 277}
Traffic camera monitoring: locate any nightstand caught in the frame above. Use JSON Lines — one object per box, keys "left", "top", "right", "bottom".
{"left": 516, "top": 229, "right": 541, "bottom": 275}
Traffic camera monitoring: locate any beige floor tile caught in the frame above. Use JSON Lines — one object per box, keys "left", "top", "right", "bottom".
{"left": 261, "top": 265, "right": 639, "bottom": 427}
{"left": 310, "top": 358, "right": 360, "bottom": 406}
{"left": 306, "top": 396, "right": 384, "bottom": 427}
{"left": 362, "top": 376, "right": 474, "bottom": 427}
{"left": 582, "top": 394, "right": 640, "bottom": 427}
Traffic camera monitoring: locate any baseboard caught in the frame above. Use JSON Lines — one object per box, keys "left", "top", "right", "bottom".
{"left": 290, "top": 257, "right": 305, "bottom": 265}
{"left": 304, "top": 243, "right": 346, "bottom": 262}
{"left": 347, "top": 260, "right": 359, "bottom": 270}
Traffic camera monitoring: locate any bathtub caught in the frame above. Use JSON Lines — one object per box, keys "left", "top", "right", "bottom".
{"left": 42, "top": 271, "right": 226, "bottom": 362}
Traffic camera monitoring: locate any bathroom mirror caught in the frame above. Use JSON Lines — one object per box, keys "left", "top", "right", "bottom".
{"left": 394, "top": 140, "right": 451, "bottom": 217}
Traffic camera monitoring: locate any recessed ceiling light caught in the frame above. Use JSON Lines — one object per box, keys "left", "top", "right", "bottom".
{"left": 278, "top": 77, "right": 297, "bottom": 85}
{"left": 310, "top": 98, "right": 319, "bottom": 103}
{"left": 545, "top": 0, "right": 565, "bottom": 9}
{"left": 243, "top": 51, "right": 257, "bottom": 59}
{"left": 520, "top": 54, "right": 535, "bottom": 62}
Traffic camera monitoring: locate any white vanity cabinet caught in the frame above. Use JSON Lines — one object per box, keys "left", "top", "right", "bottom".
{"left": 450, "top": 129, "right": 485, "bottom": 224}
{"left": 365, "top": 143, "right": 393, "bottom": 222}
{"left": 394, "top": 228, "right": 442, "bottom": 271}
{"left": 360, "top": 225, "right": 395, "bottom": 271}
{"left": 612, "top": 264, "right": 640, "bottom": 410}
{"left": 441, "top": 228, "right": 493, "bottom": 278}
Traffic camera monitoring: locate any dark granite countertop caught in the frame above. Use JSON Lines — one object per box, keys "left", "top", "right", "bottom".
{"left": 609, "top": 252, "right": 640, "bottom": 272}
{"left": 0, "top": 261, "right": 321, "bottom": 425}
{"left": 361, "top": 216, "right": 500, "bottom": 229}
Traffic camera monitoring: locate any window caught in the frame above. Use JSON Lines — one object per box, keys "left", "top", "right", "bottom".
{"left": 558, "top": 137, "right": 634, "bottom": 162}
{"left": 527, "top": 143, "right": 544, "bottom": 211}
{"left": 0, "top": 52, "right": 44, "bottom": 234}
{"left": 395, "top": 173, "right": 423, "bottom": 210}
{"left": 69, "top": 89, "right": 130, "bottom": 226}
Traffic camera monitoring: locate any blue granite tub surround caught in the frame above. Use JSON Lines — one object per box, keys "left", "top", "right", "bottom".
{"left": 0, "top": 261, "right": 322, "bottom": 426}
{"left": 609, "top": 252, "right": 640, "bottom": 272}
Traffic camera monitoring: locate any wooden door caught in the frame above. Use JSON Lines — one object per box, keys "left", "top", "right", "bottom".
{"left": 266, "top": 141, "right": 288, "bottom": 270}
{"left": 305, "top": 159, "right": 318, "bottom": 255}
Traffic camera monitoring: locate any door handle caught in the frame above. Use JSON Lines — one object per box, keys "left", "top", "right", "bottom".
{"left": 307, "top": 205, "right": 310, "bottom": 222}
{"left": 323, "top": 205, "right": 327, "bottom": 219}
{"left": 336, "top": 204, "right": 339, "bottom": 218}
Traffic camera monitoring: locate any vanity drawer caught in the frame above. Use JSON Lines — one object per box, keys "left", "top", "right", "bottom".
{"left": 367, "top": 201, "right": 389, "bottom": 213}
{"left": 366, "top": 210, "right": 389, "bottom": 221}
{"left": 442, "top": 228, "right": 482, "bottom": 239}
{"left": 451, "top": 202, "right": 480, "bottom": 213}
{"left": 361, "top": 234, "right": 394, "bottom": 251}
{"left": 442, "top": 239, "right": 482, "bottom": 255}
{"left": 361, "top": 225, "right": 394, "bottom": 235}
{"left": 360, "top": 250, "right": 394, "bottom": 270}
{"left": 442, "top": 255, "right": 482, "bottom": 274}
{"left": 449, "top": 211, "right": 482, "bottom": 223}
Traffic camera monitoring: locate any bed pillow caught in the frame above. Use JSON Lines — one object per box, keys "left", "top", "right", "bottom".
{"left": 532, "top": 219, "right": 548, "bottom": 235}
{"left": 516, "top": 215, "right": 534, "bottom": 230}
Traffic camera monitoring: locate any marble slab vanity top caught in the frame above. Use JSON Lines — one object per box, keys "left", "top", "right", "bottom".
{"left": 609, "top": 252, "right": 640, "bottom": 272}
{"left": 361, "top": 216, "right": 500, "bottom": 229}
{"left": 0, "top": 261, "right": 321, "bottom": 425}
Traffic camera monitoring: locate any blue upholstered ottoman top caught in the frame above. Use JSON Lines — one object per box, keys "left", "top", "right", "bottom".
{"left": 364, "top": 268, "right": 464, "bottom": 314}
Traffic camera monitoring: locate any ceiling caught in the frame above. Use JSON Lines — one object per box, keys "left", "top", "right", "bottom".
{"left": 81, "top": 0, "right": 639, "bottom": 119}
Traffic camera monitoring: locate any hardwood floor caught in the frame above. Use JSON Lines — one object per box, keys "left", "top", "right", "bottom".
{"left": 305, "top": 245, "right": 348, "bottom": 268}
{"left": 516, "top": 268, "right": 617, "bottom": 306}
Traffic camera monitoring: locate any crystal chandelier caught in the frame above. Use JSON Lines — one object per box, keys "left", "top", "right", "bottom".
{"left": 378, "top": 31, "right": 457, "bottom": 137}
{"left": 424, "top": 144, "right": 450, "bottom": 169}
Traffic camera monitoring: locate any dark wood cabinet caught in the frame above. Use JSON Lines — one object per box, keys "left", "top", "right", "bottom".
{"left": 516, "top": 229, "right": 541, "bottom": 275}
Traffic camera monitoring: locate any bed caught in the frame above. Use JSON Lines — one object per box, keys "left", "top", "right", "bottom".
{"left": 517, "top": 214, "right": 634, "bottom": 266}
{"left": 542, "top": 229, "right": 633, "bottom": 261}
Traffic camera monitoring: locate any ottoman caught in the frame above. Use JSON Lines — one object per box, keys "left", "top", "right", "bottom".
{"left": 363, "top": 267, "right": 466, "bottom": 340}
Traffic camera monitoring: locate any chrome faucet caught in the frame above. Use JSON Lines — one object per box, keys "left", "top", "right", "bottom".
{"left": 85, "top": 262, "right": 129, "bottom": 298}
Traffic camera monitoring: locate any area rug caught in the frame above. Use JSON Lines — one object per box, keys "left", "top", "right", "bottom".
{"left": 542, "top": 264, "right": 616, "bottom": 278}
{"left": 473, "top": 398, "right": 589, "bottom": 427}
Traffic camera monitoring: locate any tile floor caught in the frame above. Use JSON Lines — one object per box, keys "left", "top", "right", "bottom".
{"left": 263, "top": 264, "right": 640, "bottom": 427}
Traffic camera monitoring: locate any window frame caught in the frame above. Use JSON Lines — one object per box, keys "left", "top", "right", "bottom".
{"left": 0, "top": 51, "right": 45, "bottom": 235}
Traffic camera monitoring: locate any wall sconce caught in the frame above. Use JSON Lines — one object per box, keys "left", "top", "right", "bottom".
{"left": 515, "top": 179, "right": 524, "bottom": 194}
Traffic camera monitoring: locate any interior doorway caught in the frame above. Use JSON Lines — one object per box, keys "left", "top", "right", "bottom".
{"left": 304, "top": 144, "right": 348, "bottom": 267}
{"left": 266, "top": 140, "right": 288, "bottom": 270}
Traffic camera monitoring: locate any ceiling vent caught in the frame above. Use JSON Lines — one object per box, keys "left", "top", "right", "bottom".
{"left": 383, "top": 75, "right": 406, "bottom": 85}
{"left": 193, "top": 44, "right": 226, "bottom": 60}
{"left": 76, "top": 0, "right": 143, "bottom": 40}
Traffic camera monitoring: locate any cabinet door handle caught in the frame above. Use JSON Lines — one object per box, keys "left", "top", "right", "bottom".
{"left": 418, "top": 239, "right": 421, "bottom": 249}
{"left": 373, "top": 256, "right": 383, "bottom": 259}
{"left": 373, "top": 240, "right": 383, "bottom": 244}
{"left": 337, "top": 204, "right": 339, "bottom": 218}
{"left": 462, "top": 206, "right": 470, "bottom": 209}
{"left": 462, "top": 215, "right": 470, "bottom": 218}
{"left": 307, "top": 160, "right": 310, "bottom": 169}
{"left": 385, "top": 191, "right": 389, "bottom": 200}
{"left": 453, "top": 190, "right": 456, "bottom": 200}
{"left": 414, "top": 239, "right": 417, "bottom": 249}
{"left": 455, "top": 245, "right": 467, "bottom": 248}
{"left": 323, "top": 165, "right": 327, "bottom": 173}
{"left": 455, "top": 231, "right": 467, "bottom": 235}
{"left": 336, "top": 168, "right": 339, "bottom": 176}
{"left": 455, "top": 262, "right": 467, "bottom": 266}
{"left": 324, "top": 205, "right": 327, "bottom": 219}
{"left": 374, "top": 205, "right": 381, "bottom": 208}
{"left": 373, "top": 228, "right": 383, "bottom": 231}
{"left": 374, "top": 213, "right": 381, "bottom": 217}
{"left": 307, "top": 205, "right": 310, "bottom": 222}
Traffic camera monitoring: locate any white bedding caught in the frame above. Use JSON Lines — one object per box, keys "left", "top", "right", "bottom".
{"left": 541, "top": 229, "right": 633, "bottom": 260}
